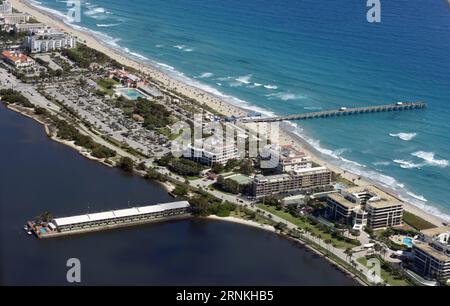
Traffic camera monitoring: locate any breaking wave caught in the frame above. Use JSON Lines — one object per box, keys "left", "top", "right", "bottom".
{"left": 96, "top": 23, "right": 121, "bottom": 27}
{"left": 266, "top": 92, "right": 307, "bottom": 101}
{"left": 389, "top": 132, "right": 417, "bottom": 141}
{"left": 412, "top": 151, "right": 449, "bottom": 168}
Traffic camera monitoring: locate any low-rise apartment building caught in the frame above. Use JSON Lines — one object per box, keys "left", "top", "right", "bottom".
{"left": 252, "top": 166, "right": 332, "bottom": 198}
{"left": 413, "top": 226, "right": 450, "bottom": 282}
{"left": 326, "top": 186, "right": 403, "bottom": 230}
{"left": 13, "top": 22, "right": 45, "bottom": 33}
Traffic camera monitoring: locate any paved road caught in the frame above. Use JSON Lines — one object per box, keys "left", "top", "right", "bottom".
{"left": 1, "top": 67, "right": 382, "bottom": 285}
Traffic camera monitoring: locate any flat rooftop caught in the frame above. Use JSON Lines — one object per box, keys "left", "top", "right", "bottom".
{"left": 327, "top": 193, "right": 358, "bottom": 209}
{"left": 344, "top": 185, "right": 402, "bottom": 209}
{"left": 414, "top": 242, "right": 450, "bottom": 262}
{"left": 53, "top": 201, "right": 190, "bottom": 227}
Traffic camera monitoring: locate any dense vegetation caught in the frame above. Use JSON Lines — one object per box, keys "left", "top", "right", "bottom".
{"left": 145, "top": 167, "right": 168, "bottom": 182}
{"left": 61, "top": 44, "right": 118, "bottom": 69}
{"left": 156, "top": 155, "right": 204, "bottom": 177}
{"left": 54, "top": 119, "right": 116, "bottom": 159}
{"left": 215, "top": 176, "right": 249, "bottom": 194}
{"left": 115, "top": 97, "right": 172, "bottom": 129}
{"left": 0, "top": 89, "right": 33, "bottom": 107}
{"left": 189, "top": 193, "right": 237, "bottom": 217}
{"left": 117, "top": 157, "right": 134, "bottom": 172}
{"left": 96, "top": 78, "right": 117, "bottom": 96}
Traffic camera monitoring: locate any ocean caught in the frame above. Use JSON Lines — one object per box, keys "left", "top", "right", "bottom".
{"left": 28, "top": 0, "right": 450, "bottom": 220}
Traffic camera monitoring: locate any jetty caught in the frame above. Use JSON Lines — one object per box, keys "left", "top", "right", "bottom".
{"left": 237, "top": 102, "right": 426, "bottom": 123}
{"left": 26, "top": 201, "right": 191, "bottom": 238}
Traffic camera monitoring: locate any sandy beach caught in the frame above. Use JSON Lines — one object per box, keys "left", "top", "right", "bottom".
{"left": 9, "top": 0, "right": 447, "bottom": 227}
{"left": 207, "top": 215, "right": 276, "bottom": 233}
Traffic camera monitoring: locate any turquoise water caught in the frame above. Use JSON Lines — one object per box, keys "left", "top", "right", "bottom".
{"left": 117, "top": 88, "right": 145, "bottom": 100}
{"left": 403, "top": 237, "right": 413, "bottom": 248}
{"left": 29, "top": 0, "right": 450, "bottom": 220}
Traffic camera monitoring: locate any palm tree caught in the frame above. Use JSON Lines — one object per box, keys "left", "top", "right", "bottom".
{"left": 37, "top": 211, "right": 52, "bottom": 223}
{"left": 374, "top": 243, "right": 383, "bottom": 256}
{"left": 344, "top": 248, "right": 353, "bottom": 262}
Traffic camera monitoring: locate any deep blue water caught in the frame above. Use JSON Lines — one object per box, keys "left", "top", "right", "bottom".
{"left": 30, "top": 0, "right": 450, "bottom": 219}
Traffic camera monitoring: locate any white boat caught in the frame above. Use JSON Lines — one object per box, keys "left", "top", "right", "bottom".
{"left": 23, "top": 225, "right": 29, "bottom": 231}
{"left": 27, "top": 231, "right": 33, "bottom": 235}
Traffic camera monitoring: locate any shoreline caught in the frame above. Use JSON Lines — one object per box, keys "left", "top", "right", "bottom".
{"left": 8, "top": 0, "right": 448, "bottom": 227}
{"left": 206, "top": 215, "right": 366, "bottom": 286}
{"left": 3, "top": 104, "right": 176, "bottom": 193}
{"left": 2, "top": 102, "right": 367, "bottom": 284}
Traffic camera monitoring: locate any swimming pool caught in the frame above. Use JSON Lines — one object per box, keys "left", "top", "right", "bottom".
{"left": 403, "top": 237, "right": 413, "bottom": 248}
{"left": 116, "top": 88, "right": 146, "bottom": 100}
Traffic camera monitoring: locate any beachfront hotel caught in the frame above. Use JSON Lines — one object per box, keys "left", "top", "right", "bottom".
{"left": 2, "top": 50, "right": 34, "bottom": 68}
{"left": 326, "top": 186, "right": 404, "bottom": 230}
{"left": 252, "top": 166, "right": 332, "bottom": 198}
{"left": 413, "top": 226, "right": 450, "bottom": 282}
{"left": 186, "top": 137, "right": 239, "bottom": 166}
{"left": 24, "top": 28, "right": 76, "bottom": 53}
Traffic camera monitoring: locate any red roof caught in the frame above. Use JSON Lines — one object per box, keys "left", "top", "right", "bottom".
{"left": 2, "top": 50, "right": 30, "bottom": 63}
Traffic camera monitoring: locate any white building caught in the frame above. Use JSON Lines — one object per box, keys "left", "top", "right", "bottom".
{"left": 261, "top": 144, "right": 312, "bottom": 172}
{"left": 186, "top": 137, "right": 238, "bottom": 166}
{"left": 0, "top": 12, "right": 30, "bottom": 25}
{"left": 0, "top": 1, "right": 12, "bottom": 15}
{"left": 25, "top": 28, "right": 76, "bottom": 53}
{"left": 13, "top": 22, "right": 45, "bottom": 33}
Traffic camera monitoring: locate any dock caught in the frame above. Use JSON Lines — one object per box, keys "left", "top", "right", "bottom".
{"left": 237, "top": 102, "right": 426, "bottom": 123}
{"left": 27, "top": 201, "right": 191, "bottom": 238}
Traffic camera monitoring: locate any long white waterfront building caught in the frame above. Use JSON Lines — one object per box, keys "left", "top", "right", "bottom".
{"left": 48, "top": 201, "right": 190, "bottom": 233}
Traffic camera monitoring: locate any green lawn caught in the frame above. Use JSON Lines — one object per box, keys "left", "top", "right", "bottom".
{"left": 356, "top": 257, "right": 410, "bottom": 286}
{"left": 403, "top": 211, "right": 436, "bottom": 230}
{"left": 96, "top": 78, "right": 119, "bottom": 96}
{"left": 257, "top": 204, "right": 357, "bottom": 249}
